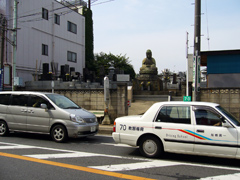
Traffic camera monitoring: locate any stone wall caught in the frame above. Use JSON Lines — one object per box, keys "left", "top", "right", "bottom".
{"left": 55, "top": 89, "right": 105, "bottom": 111}
{"left": 23, "top": 81, "right": 128, "bottom": 123}
{"left": 53, "top": 87, "right": 127, "bottom": 122}
{"left": 200, "top": 88, "right": 240, "bottom": 119}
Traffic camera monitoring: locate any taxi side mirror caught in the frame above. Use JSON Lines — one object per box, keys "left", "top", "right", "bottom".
{"left": 222, "top": 120, "right": 232, "bottom": 128}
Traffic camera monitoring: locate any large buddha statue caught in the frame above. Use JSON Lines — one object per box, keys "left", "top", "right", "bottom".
{"left": 140, "top": 49, "right": 158, "bottom": 75}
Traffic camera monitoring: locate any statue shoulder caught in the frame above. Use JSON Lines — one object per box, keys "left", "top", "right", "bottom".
{"left": 152, "top": 58, "right": 156, "bottom": 63}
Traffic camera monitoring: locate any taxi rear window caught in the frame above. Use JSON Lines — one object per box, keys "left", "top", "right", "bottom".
{"left": 156, "top": 106, "right": 191, "bottom": 124}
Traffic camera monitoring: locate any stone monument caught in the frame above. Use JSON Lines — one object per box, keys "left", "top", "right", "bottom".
{"left": 133, "top": 49, "right": 163, "bottom": 94}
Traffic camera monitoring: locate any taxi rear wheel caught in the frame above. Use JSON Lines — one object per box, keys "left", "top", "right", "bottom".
{"left": 139, "top": 136, "right": 163, "bottom": 158}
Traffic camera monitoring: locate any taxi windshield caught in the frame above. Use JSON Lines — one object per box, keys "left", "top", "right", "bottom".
{"left": 216, "top": 106, "right": 240, "bottom": 126}
{"left": 46, "top": 94, "right": 80, "bottom": 109}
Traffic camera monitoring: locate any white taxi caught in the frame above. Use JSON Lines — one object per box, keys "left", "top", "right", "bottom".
{"left": 112, "top": 101, "right": 240, "bottom": 158}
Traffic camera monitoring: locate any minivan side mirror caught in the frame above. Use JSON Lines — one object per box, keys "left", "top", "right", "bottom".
{"left": 40, "top": 103, "right": 48, "bottom": 110}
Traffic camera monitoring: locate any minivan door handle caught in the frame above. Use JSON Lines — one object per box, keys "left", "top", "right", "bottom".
{"left": 28, "top": 110, "right": 34, "bottom": 114}
{"left": 155, "top": 126, "right": 162, "bottom": 129}
{"left": 21, "top": 109, "right": 27, "bottom": 113}
{"left": 197, "top": 129, "right": 204, "bottom": 133}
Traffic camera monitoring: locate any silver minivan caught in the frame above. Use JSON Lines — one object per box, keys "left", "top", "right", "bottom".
{"left": 0, "top": 91, "right": 99, "bottom": 142}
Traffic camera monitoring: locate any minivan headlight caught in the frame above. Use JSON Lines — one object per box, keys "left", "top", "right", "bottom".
{"left": 70, "top": 114, "right": 86, "bottom": 123}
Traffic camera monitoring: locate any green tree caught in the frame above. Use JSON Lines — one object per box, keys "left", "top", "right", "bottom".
{"left": 94, "top": 52, "right": 136, "bottom": 80}
{"left": 82, "top": 6, "right": 95, "bottom": 71}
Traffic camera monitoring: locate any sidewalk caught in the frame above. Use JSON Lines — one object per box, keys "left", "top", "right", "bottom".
{"left": 98, "top": 124, "right": 113, "bottom": 135}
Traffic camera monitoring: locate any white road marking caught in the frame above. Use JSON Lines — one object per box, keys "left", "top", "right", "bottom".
{"left": 200, "top": 173, "right": 240, "bottom": 180}
{"left": 90, "top": 160, "right": 184, "bottom": 171}
{"left": 26, "top": 152, "right": 100, "bottom": 159}
{"left": 1, "top": 141, "right": 240, "bottom": 176}
{"left": 0, "top": 145, "right": 33, "bottom": 149}
{"left": 25, "top": 151, "right": 151, "bottom": 161}
{"left": 101, "top": 143, "right": 135, "bottom": 148}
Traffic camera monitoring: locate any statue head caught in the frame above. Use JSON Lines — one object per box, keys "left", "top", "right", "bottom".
{"left": 146, "top": 49, "right": 152, "bottom": 59}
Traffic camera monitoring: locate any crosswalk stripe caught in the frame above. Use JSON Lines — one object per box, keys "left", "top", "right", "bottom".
{"left": 1, "top": 141, "right": 240, "bottom": 175}
{"left": 101, "top": 143, "right": 135, "bottom": 148}
{"left": 89, "top": 160, "right": 183, "bottom": 171}
{"left": 0, "top": 145, "right": 33, "bottom": 149}
{"left": 200, "top": 173, "right": 240, "bottom": 180}
{"left": 26, "top": 152, "right": 100, "bottom": 159}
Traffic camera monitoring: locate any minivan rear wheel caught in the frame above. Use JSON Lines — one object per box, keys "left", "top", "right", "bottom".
{"left": 51, "top": 125, "right": 68, "bottom": 143}
{"left": 0, "top": 121, "right": 9, "bottom": 136}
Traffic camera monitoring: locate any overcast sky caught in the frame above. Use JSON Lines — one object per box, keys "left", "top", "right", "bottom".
{"left": 91, "top": 0, "right": 240, "bottom": 74}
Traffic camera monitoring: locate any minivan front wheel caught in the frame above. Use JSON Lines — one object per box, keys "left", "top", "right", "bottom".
{"left": 0, "top": 121, "right": 9, "bottom": 136}
{"left": 51, "top": 125, "right": 68, "bottom": 143}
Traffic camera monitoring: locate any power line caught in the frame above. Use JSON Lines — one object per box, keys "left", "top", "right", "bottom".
{"left": 18, "top": 9, "right": 74, "bottom": 23}
{"left": 7, "top": 1, "right": 82, "bottom": 22}
{"left": 3, "top": 0, "right": 116, "bottom": 29}
{"left": 91, "top": 0, "right": 115, "bottom": 6}
{"left": 6, "top": 0, "right": 114, "bottom": 24}
{"left": 91, "top": 0, "right": 99, "bottom": 4}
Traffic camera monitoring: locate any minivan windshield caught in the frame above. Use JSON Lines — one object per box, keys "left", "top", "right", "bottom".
{"left": 216, "top": 106, "right": 240, "bottom": 126}
{"left": 46, "top": 94, "right": 80, "bottom": 109}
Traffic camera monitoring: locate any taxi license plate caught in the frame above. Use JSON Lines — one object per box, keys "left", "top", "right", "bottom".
{"left": 91, "top": 126, "right": 96, "bottom": 132}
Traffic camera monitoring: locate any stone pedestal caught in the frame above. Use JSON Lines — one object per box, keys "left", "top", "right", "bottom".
{"left": 102, "top": 114, "right": 111, "bottom": 125}
{"left": 133, "top": 74, "right": 163, "bottom": 94}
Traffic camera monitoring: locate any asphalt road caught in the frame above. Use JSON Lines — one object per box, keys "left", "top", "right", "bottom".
{"left": 1, "top": 132, "right": 240, "bottom": 180}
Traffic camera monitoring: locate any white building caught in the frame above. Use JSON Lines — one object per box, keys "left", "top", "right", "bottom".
{"left": 0, "top": 0, "right": 85, "bottom": 87}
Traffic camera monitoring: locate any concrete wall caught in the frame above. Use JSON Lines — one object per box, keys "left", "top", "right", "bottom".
{"left": 200, "top": 88, "right": 240, "bottom": 119}
{"left": 208, "top": 74, "right": 240, "bottom": 88}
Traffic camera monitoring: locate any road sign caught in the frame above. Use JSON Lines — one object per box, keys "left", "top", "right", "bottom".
{"left": 127, "top": 100, "right": 131, "bottom": 107}
{"left": 183, "top": 96, "right": 191, "bottom": 102}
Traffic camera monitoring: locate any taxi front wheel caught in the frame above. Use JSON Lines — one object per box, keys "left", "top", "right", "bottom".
{"left": 139, "top": 136, "right": 163, "bottom": 158}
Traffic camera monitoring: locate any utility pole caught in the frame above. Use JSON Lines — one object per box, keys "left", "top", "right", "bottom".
{"left": 88, "top": 0, "right": 91, "bottom": 9}
{"left": 0, "top": 15, "right": 6, "bottom": 91}
{"left": 192, "top": 0, "right": 201, "bottom": 101}
{"left": 186, "top": 31, "right": 189, "bottom": 97}
{"left": 12, "top": 0, "right": 18, "bottom": 91}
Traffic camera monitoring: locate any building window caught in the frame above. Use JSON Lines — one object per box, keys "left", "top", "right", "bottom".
{"left": 42, "top": 44, "right": 48, "bottom": 56}
{"left": 67, "top": 51, "right": 77, "bottom": 62}
{"left": 42, "top": 8, "right": 48, "bottom": 20}
{"left": 67, "top": 21, "right": 77, "bottom": 34}
{"left": 55, "top": 14, "right": 60, "bottom": 25}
